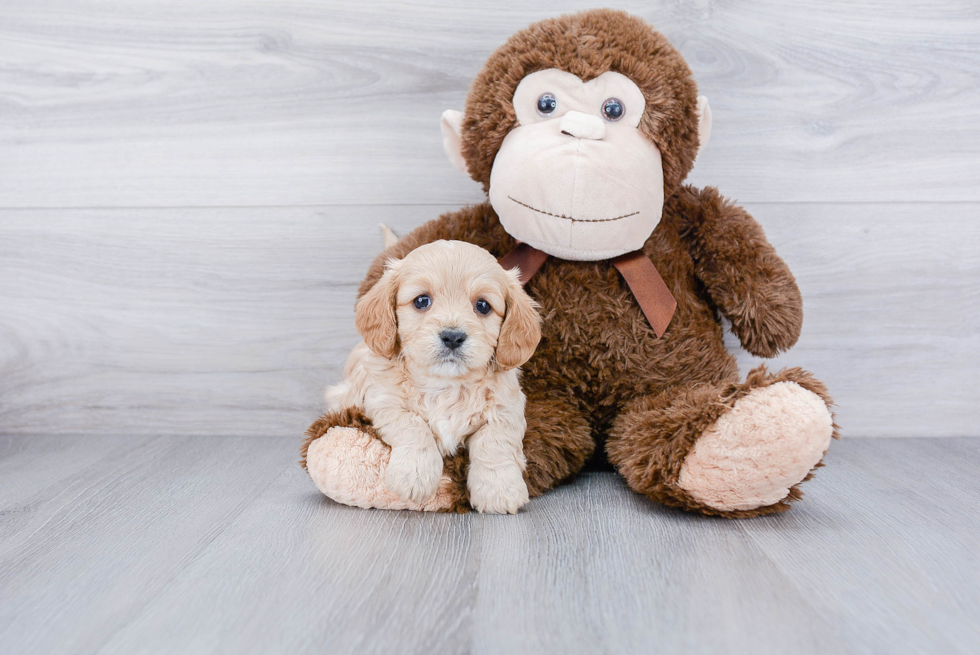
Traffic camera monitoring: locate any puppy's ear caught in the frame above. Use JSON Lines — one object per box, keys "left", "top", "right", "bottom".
{"left": 355, "top": 262, "right": 400, "bottom": 359}
{"left": 495, "top": 270, "right": 542, "bottom": 370}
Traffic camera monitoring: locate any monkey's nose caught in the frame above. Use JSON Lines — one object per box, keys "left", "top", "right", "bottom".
{"left": 559, "top": 111, "right": 606, "bottom": 140}
{"left": 439, "top": 329, "right": 467, "bottom": 350}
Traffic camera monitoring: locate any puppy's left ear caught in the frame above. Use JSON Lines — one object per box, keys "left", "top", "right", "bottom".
{"left": 355, "top": 262, "right": 400, "bottom": 359}
{"left": 495, "top": 270, "right": 542, "bottom": 370}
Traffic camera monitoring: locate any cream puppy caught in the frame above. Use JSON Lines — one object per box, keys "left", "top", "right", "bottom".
{"left": 327, "top": 240, "right": 542, "bottom": 514}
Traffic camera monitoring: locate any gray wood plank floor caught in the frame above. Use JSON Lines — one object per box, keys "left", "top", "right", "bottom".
{"left": 1, "top": 435, "right": 977, "bottom": 654}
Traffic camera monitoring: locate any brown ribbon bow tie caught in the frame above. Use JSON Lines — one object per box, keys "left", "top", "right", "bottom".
{"left": 498, "top": 243, "right": 677, "bottom": 338}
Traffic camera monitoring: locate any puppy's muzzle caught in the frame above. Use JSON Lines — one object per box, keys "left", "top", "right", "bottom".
{"left": 439, "top": 329, "right": 467, "bottom": 351}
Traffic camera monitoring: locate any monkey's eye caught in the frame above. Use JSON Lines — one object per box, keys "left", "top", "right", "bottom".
{"left": 601, "top": 97, "right": 625, "bottom": 122}
{"left": 413, "top": 295, "right": 431, "bottom": 310}
{"left": 474, "top": 299, "right": 492, "bottom": 315}
{"left": 536, "top": 93, "right": 558, "bottom": 116}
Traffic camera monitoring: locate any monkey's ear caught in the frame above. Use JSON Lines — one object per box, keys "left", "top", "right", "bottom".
{"left": 696, "top": 96, "right": 712, "bottom": 159}
{"left": 441, "top": 109, "right": 469, "bottom": 175}
{"left": 379, "top": 223, "right": 399, "bottom": 250}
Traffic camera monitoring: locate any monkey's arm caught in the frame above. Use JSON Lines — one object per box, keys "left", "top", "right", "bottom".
{"left": 678, "top": 186, "right": 803, "bottom": 358}
{"left": 358, "top": 203, "right": 514, "bottom": 298}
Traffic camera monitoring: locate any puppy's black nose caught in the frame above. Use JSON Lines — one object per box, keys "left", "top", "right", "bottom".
{"left": 440, "top": 329, "right": 467, "bottom": 350}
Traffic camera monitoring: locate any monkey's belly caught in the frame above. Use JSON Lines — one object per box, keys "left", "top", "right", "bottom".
{"left": 522, "top": 261, "right": 737, "bottom": 404}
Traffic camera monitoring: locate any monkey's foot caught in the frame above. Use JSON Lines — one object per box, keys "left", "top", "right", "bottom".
{"left": 306, "top": 427, "right": 455, "bottom": 511}
{"left": 677, "top": 382, "right": 834, "bottom": 512}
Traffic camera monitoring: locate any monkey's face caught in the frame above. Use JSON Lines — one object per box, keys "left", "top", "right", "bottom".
{"left": 488, "top": 69, "right": 665, "bottom": 261}
{"left": 440, "top": 12, "right": 712, "bottom": 261}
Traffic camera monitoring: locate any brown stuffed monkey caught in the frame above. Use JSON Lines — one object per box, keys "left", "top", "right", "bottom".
{"left": 302, "top": 9, "right": 837, "bottom": 518}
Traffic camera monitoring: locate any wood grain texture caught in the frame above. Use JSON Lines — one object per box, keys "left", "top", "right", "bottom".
{"left": 2, "top": 203, "right": 977, "bottom": 438}
{"left": 0, "top": 435, "right": 977, "bottom": 654}
{"left": 1, "top": 5, "right": 975, "bottom": 651}
{"left": 0, "top": 434, "right": 151, "bottom": 507}
{"left": 0, "top": 205, "right": 434, "bottom": 437}
{"left": 742, "top": 438, "right": 980, "bottom": 654}
{"left": 0, "top": 435, "right": 290, "bottom": 653}
{"left": 0, "top": 0, "right": 978, "bottom": 207}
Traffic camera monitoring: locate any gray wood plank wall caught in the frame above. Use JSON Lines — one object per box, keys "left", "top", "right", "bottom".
{"left": 1, "top": 1, "right": 978, "bottom": 437}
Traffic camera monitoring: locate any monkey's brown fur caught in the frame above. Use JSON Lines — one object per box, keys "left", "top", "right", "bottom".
{"left": 304, "top": 10, "right": 837, "bottom": 517}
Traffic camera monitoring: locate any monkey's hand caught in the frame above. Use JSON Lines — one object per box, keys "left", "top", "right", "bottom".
{"left": 679, "top": 185, "right": 803, "bottom": 358}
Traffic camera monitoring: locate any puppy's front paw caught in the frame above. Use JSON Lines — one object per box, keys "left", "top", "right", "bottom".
{"left": 384, "top": 445, "right": 443, "bottom": 504}
{"left": 468, "top": 465, "right": 529, "bottom": 515}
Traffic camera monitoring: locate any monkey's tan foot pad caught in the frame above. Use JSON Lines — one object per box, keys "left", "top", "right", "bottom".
{"left": 306, "top": 427, "right": 453, "bottom": 511}
{"left": 678, "top": 382, "right": 834, "bottom": 512}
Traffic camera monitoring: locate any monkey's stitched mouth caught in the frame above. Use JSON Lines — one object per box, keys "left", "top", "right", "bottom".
{"left": 508, "top": 196, "right": 639, "bottom": 223}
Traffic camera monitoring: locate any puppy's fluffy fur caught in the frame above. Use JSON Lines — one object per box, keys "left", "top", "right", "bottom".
{"left": 327, "top": 240, "right": 542, "bottom": 513}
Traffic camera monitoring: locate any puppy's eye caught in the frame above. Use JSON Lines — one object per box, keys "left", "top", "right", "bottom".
{"left": 474, "top": 299, "right": 492, "bottom": 315}
{"left": 601, "top": 97, "right": 624, "bottom": 122}
{"left": 536, "top": 93, "right": 557, "bottom": 116}
{"left": 413, "top": 295, "right": 431, "bottom": 310}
